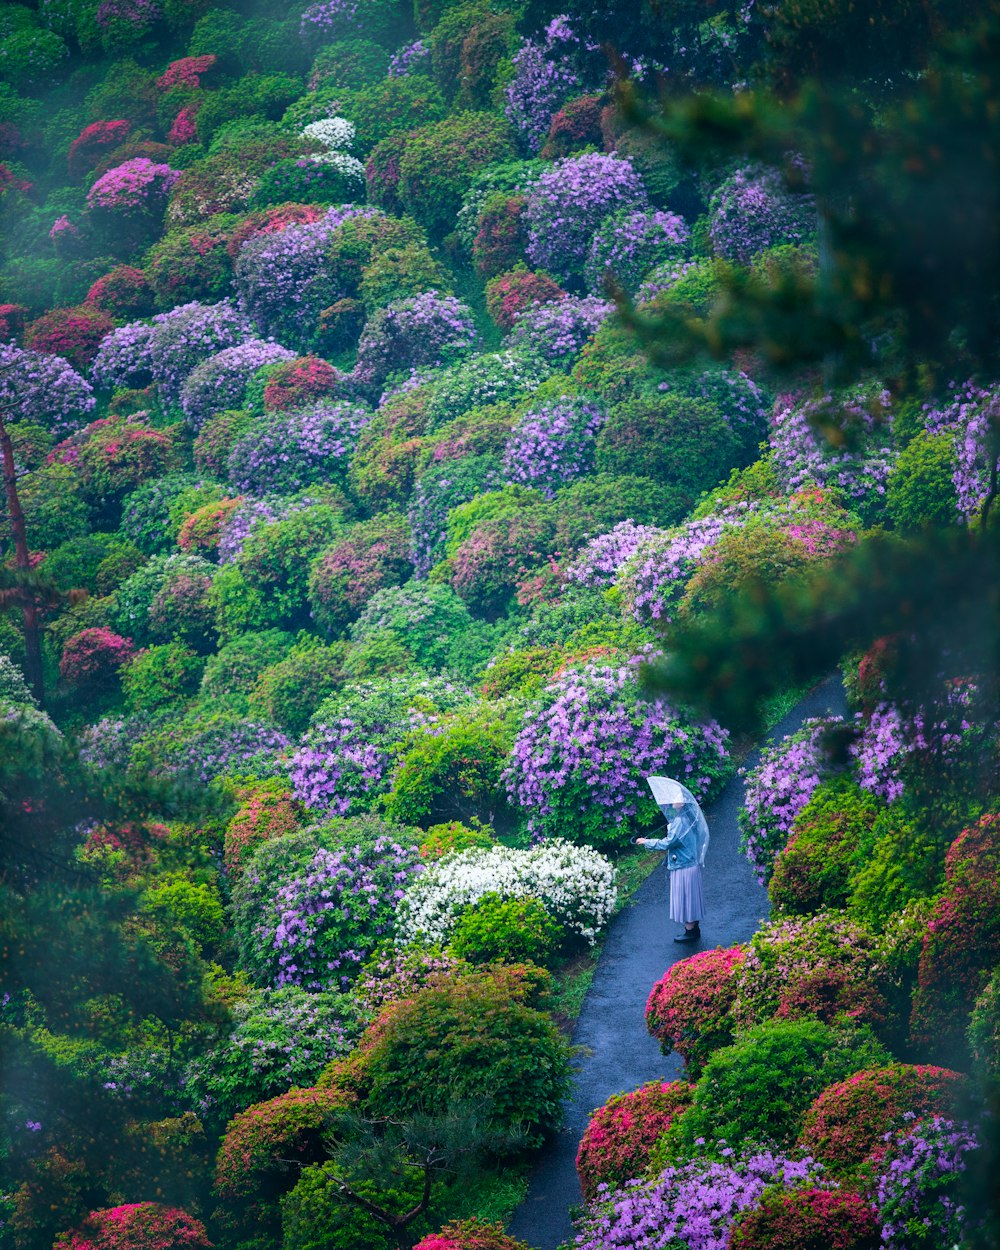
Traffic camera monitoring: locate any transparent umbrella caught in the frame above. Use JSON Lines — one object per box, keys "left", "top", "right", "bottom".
{"left": 645, "top": 775, "right": 711, "bottom": 865}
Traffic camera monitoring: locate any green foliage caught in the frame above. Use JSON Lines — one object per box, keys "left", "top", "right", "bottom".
{"left": 886, "top": 429, "right": 959, "bottom": 531}
{"left": 248, "top": 641, "right": 348, "bottom": 736}
{"left": 678, "top": 525, "right": 822, "bottom": 621}
{"left": 142, "top": 872, "right": 225, "bottom": 955}
{"left": 238, "top": 503, "right": 345, "bottom": 629}
{"left": 199, "top": 630, "right": 296, "bottom": 708}
{"left": 121, "top": 643, "right": 204, "bottom": 712}
{"left": 209, "top": 564, "right": 273, "bottom": 643}
{"left": 143, "top": 215, "right": 239, "bottom": 307}
{"left": 345, "top": 76, "right": 447, "bottom": 155}
{"left": 419, "top": 820, "right": 495, "bottom": 860}
{"left": 846, "top": 802, "right": 949, "bottom": 929}
{"left": 43, "top": 533, "right": 120, "bottom": 594}
{"left": 6, "top": 464, "right": 89, "bottom": 551}
{"left": 551, "top": 473, "right": 691, "bottom": 547}
{"left": 449, "top": 894, "right": 564, "bottom": 967}
{"left": 308, "top": 40, "right": 391, "bottom": 91}
{"left": 281, "top": 1162, "right": 407, "bottom": 1250}
{"left": 358, "top": 243, "right": 453, "bottom": 312}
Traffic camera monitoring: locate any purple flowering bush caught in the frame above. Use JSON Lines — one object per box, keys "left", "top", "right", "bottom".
{"left": 584, "top": 208, "right": 690, "bottom": 297}
{"left": 503, "top": 658, "right": 730, "bottom": 847}
{"left": 505, "top": 296, "right": 613, "bottom": 365}
{"left": 709, "top": 162, "right": 816, "bottom": 263}
{"left": 132, "top": 714, "right": 291, "bottom": 783}
{"left": 565, "top": 519, "right": 666, "bottom": 588}
{"left": 502, "top": 397, "right": 606, "bottom": 497}
{"left": 289, "top": 674, "right": 472, "bottom": 817}
{"left": 231, "top": 823, "right": 423, "bottom": 991}
{"left": 352, "top": 291, "right": 479, "bottom": 391}
{"left": 504, "top": 18, "right": 586, "bottom": 154}
{"left": 0, "top": 343, "right": 95, "bottom": 439}
{"left": 936, "top": 380, "right": 1000, "bottom": 521}
{"left": 388, "top": 39, "right": 430, "bottom": 77}
{"left": 525, "top": 152, "right": 648, "bottom": 282}
{"left": 572, "top": 1149, "right": 830, "bottom": 1250}
{"left": 298, "top": 0, "right": 396, "bottom": 52}
{"left": 739, "top": 716, "right": 846, "bottom": 884}
{"left": 145, "top": 300, "right": 256, "bottom": 407}
{"left": 180, "top": 340, "right": 295, "bottom": 430}
{"left": 226, "top": 401, "right": 370, "bottom": 494}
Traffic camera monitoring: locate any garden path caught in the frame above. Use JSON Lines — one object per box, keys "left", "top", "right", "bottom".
{"left": 506, "top": 675, "right": 848, "bottom": 1250}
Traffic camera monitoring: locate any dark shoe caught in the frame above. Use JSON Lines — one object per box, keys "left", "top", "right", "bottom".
{"left": 673, "top": 925, "right": 701, "bottom": 944}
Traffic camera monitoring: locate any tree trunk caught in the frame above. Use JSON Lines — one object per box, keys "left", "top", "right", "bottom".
{"left": 0, "top": 413, "right": 44, "bottom": 705}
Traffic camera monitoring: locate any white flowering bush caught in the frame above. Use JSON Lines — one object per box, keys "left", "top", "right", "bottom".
{"left": 398, "top": 839, "right": 617, "bottom": 948}
{"left": 301, "top": 116, "right": 356, "bottom": 152}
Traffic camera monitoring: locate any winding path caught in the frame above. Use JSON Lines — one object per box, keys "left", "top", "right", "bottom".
{"left": 506, "top": 676, "right": 848, "bottom": 1250}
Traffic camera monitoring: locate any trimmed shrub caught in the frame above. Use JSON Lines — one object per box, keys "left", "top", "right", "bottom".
{"left": 263, "top": 356, "right": 341, "bottom": 411}
{"left": 472, "top": 193, "right": 529, "bottom": 278}
{"left": 484, "top": 267, "right": 565, "bottom": 331}
{"left": 413, "top": 1220, "right": 532, "bottom": 1250}
{"left": 728, "top": 1188, "right": 880, "bottom": 1250}
{"left": 449, "top": 894, "right": 564, "bottom": 967}
{"left": 353, "top": 292, "right": 478, "bottom": 391}
{"left": 199, "top": 630, "right": 294, "bottom": 705}
{"left": 247, "top": 643, "right": 347, "bottom": 737}
{"left": 348, "top": 583, "right": 481, "bottom": 674}
{"left": 576, "top": 1081, "right": 693, "bottom": 1203}
{"left": 121, "top": 642, "right": 203, "bottom": 711}
{"left": 56, "top": 1204, "right": 210, "bottom": 1250}
{"left": 969, "top": 967, "right": 1000, "bottom": 1080}
{"left": 357, "top": 243, "right": 452, "bottom": 313}
{"left": 308, "top": 514, "right": 413, "bottom": 635}
{"left": 227, "top": 402, "right": 369, "bottom": 494}
{"left": 645, "top": 946, "right": 745, "bottom": 1075}
{"left": 709, "top": 162, "right": 816, "bottom": 263}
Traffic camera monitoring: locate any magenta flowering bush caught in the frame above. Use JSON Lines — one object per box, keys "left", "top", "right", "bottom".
{"left": 739, "top": 716, "right": 846, "bottom": 883}
{"left": 503, "top": 658, "right": 730, "bottom": 847}
{"left": 0, "top": 342, "right": 95, "bottom": 438}
{"left": 525, "top": 153, "right": 648, "bottom": 282}
{"left": 226, "top": 401, "right": 369, "bottom": 494}
{"left": 571, "top": 1149, "right": 830, "bottom": 1250}
{"left": 565, "top": 519, "right": 666, "bottom": 588}
{"left": 502, "top": 397, "right": 605, "bottom": 497}
{"left": 232, "top": 826, "right": 424, "bottom": 990}
{"left": 353, "top": 292, "right": 479, "bottom": 391}
{"left": 584, "top": 208, "right": 690, "bottom": 297}
{"left": 57, "top": 1203, "right": 210, "bottom": 1250}
{"left": 505, "top": 296, "right": 613, "bottom": 365}
{"left": 504, "top": 18, "right": 586, "bottom": 153}
{"left": 180, "top": 340, "right": 296, "bottom": 430}
{"left": 86, "top": 157, "right": 178, "bottom": 215}
{"left": 709, "top": 162, "right": 816, "bottom": 263}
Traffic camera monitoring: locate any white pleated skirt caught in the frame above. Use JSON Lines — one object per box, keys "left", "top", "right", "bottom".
{"left": 669, "top": 864, "right": 705, "bottom": 923}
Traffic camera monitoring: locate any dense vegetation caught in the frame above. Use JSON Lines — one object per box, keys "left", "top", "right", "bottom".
{"left": 1, "top": 0, "right": 998, "bottom": 1248}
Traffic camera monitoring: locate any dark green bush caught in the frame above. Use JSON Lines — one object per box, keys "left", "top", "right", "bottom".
{"left": 248, "top": 642, "right": 348, "bottom": 736}
{"left": 449, "top": 895, "right": 564, "bottom": 967}
{"left": 347, "top": 76, "right": 446, "bottom": 155}
{"left": 199, "top": 630, "right": 296, "bottom": 707}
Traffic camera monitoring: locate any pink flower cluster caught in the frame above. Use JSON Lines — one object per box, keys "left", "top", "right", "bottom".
{"left": 86, "top": 157, "right": 179, "bottom": 213}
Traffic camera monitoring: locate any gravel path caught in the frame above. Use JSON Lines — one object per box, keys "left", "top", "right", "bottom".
{"left": 506, "top": 676, "right": 848, "bottom": 1250}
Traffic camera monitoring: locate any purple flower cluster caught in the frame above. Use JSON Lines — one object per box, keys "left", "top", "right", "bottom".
{"left": 0, "top": 342, "right": 95, "bottom": 438}
{"left": 502, "top": 397, "right": 606, "bottom": 497}
{"left": 145, "top": 299, "right": 256, "bottom": 406}
{"left": 946, "top": 382, "right": 1000, "bottom": 521}
{"left": 180, "top": 340, "right": 295, "bottom": 430}
{"left": 234, "top": 205, "right": 372, "bottom": 348}
{"left": 565, "top": 520, "right": 665, "bottom": 588}
{"left": 388, "top": 39, "right": 430, "bottom": 77}
{"left": 299, "top": 0, "right": 362, "bottom": 48}
{"left": 875, "top": 1116, "right": 981, "bottom": 1250}
{"left": 525, "top": 152, "right": 648, "bottom": 281}
{"left": 680, "top": 368, "right": 771, "bottom": 448}
{"left": 584, "top": 208, "right": 690, "bottom": 297}
{"left": 506, "top": 296, "right": 613, "bottom": 365}
{"left": 78, "top": 713, "right": 151, "bottom": 771}
{"left": 159, "top": 717, "right": 291, "bottom": 784}
{"left": 504, "top": 18, "right": 586, "bottom": 153}
{"left": 218, "top": 494, "right": 307, "bottom": 564}
{"left": 268, "top": 837, "right": 423, "bottom": 990}
{"left": 355, "top": 947, "right": 463, "bottom": 1014}
{"left": 572, "top": 1149, "right": 828, "bottom": 1250}
{"left": 852, "top": 698, "right": 968, "bottom": 803}
{"left": 352, "top": 291, "right": 479, "bottom": 391}
{"left": 503, "top": 659, "right": 729, "bottom": 844}
{"left": 407, "top": 455, "right": 502, "bottom": 576}
{"left": 738, "top": 715, "right": 845, "bottom": 883}
{"left": 226, "top": 400, "right": 369, "bottom": 494}
{"left": 95, "top": 0, "right": 161, "bottom": 28}
{"left": 709, "top": 162, "right": 816, "bottom": 263}
{"left": 91, "top": 320, "right": 155, "bottom": 390}
{"left": 636, "top": 258, "right": 701, "bottom": 303}
{"left": 86, "top": 157, "right": 178, "bottom": 213}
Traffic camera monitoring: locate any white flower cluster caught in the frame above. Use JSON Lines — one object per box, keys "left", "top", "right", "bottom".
{"left": 398, "top": 838, "right": 618, "bottom": 948}
{"left": 301, "top": 116, "right": 356, "bottom": 151}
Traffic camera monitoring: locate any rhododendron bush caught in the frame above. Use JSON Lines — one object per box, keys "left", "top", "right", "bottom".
{"left": 576, "top": 1081, "right": 692, "bottom": 1201}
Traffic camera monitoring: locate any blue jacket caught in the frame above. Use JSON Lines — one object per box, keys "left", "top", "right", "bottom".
{"left": 644, "top": 806, "right": 701, "bottom": 871}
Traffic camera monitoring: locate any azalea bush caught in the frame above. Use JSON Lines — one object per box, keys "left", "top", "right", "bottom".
{"left": 307, "top": 514, "right": 413, "bottom": 636}
{"left": 352, "top": 291, "right": 478, "bottom": 390}
{"left": 645, "top": 946, "right": 745, "bottom": 1075}
{"left": 576, "top": 1081, "right": 693, "bottom": 1202}
{"left": 505, "top": 296, "right": 612, "bottom": 367}
{"left": 56, "top": 1204, "right": 211, "bottom": 1250}
{"left": 584, "top": 208, "right": 690, "bottom": 297}
{"left": 708, "top": 162, "right": 816, "bottom": 263}
{"left": 180, "top": 340, "right": 295, "bottom": 429}
{"left": 728, "top": 1188, "right": 880, "bottom": 1250}
{"left": 501, "top": 397, "right": 605, "bottom": 497}
{"left": 226, "top": 401, "right": 369, "bottom": 494}
{"left": 223, "top": 780, "right": 301, "bottom": 875}
{"left": 0, "top": 343, "right": 95, "bottom": 439}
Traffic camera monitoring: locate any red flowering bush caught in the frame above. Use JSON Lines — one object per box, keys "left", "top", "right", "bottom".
{"left": 308, "top": 514, "right": 413, "bottom": 635}
{"left": 263, "top": 356, "right": 341, "bottom": 412}
{"left": 909, "top": 812, "right": 1000, "bottom": 1060}
{"left": 0, "top": 303, "right": 28, "bottom": 341}
{"left": 484, "top": 267, "right": 565, "bottom": 331}
{"left": 728, "top": 1188, "right": 880, "bottom": 1250}
{"left": 413, "top": 1220, "right": 532, "bottom": 1250}
{"left": 67, "top": 120, "right": 131, "bottom": 178}
{"left": 59, "top": 628, "right": 135, "bottom": 688}
{"left": 473, "top": 193, "right": 528, "bottom": 278}
{"left": 540, "top": 95, "right": 605, "bottom": 161}
{"left": 177, "top": 497, "right": 243, "bottom": 557}
{"left": 24, "top": 306, "right": 114, "bottom": 371}
{"left": 56, "top": 1203, "right": 211, "bottom": 1250}
{"left": 156, "top": 55, "right": 218, "bottom": 91}
{"left": 451, "top": 513, "right": 555, "bottom": 618}
{"left": 223, "top": 780, "right": 301, "bottom": 875}
{"left": 796, "top": 1064, "right": 968, "bottom": 1172}
{"left": 225, "top": 203, "right": 327, "bottom": 261}
{"left": 645, "top": 947, "right": 746, "bottom": 1074}
{"left": 86, "top": 266, "right": 157, "bottom": 319}
{"left": 167, "top": 105, "right": 200, "bottom": 146}
{"left": 576, "top": 1081, "right": 692, "bottom": 1201}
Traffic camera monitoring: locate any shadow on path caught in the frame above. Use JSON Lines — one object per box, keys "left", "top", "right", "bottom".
{"left": 506, "top": 676, "right": 848, "bottom": 1250}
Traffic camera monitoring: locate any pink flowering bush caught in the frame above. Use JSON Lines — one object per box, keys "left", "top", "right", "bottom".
{"left": 503, "top": 659, "right": 730, "bottom": 847}
{"left": 729, "top": 1188, "right": 880, "bottom": 1250}
{"left": 85, "top": 266, "right": 156, "bottom": 318}
{"left": 263, "top": 356, "right": 342, "bottom": 411}
{"left": 59, "top": 628, "right": 135, "bottom": 689}
{"left": 484, "top": 267, "right": 565, "bottom": 331}
{"left": 67, "top": 120, "right": 131, "bottom": 178}
{"left": 413, "top": 1220, "right": 531, "bottom": 1250}
{"left": 56, "top": 1204, "right": 210, "bottom": 1250}
{"left": 156, "top": 55, "right": 217, "bottom": 92}
{"left": 24, "top": 305, "right": 114, "bottom": 372}
{"left": 645, "top": 946, "right": 746, "bottom": 1074}
{"left": 87, "top": 157, "right": 178, "bottom": 215}
{"left": 576, "top": 1081, "right": 693, "bottom": 1201}
{"left": 307, "top": 514, "right": 413, "bottom": 635}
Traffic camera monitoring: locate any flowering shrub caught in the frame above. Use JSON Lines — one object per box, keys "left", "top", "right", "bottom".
{"left": 645, "top": 946, "right": 745, "bottom": 1074}
{"left": 0, "top": 343, "right": 95, "bottom": 438}
{"left": 348, "top": 583, "right": 479, "bottom": 673}
{"left": 525, "top": 153, "right": 647, "bottom": 281}
{"left": 874, "top": 1117, "right": 982, "bottom": 1250}
{"left": 571, "top": 1149, "right": 829, "bottom": 1250}
{"left": 250, "top": 156, "right": 365, "bottom": 211}
{"left": 223, "top": 780, "right": 301, "bottom": 875}
{"left": 506, "top": 295, "right": 613, "bottom": 366}
{"left": 576, "top": 1081, "right": 693, "bottom": 1202}
{"left": 143, "top": 715, "right": 291, "bottom": 783}
{"left": 540, "top": 93, "right": 604, "bottom": 160}
{"left": 398, "top": 839, "right": 616, "bottom": 948}
{"left": 86, "top": 157, "right": 178, "bottom": 216}
{"left": 738, "top": 716, "right": 846, "bottom": 884}
{"left": 729, "top": 1188, "right": 880, "bottom": 1250}
{"left": 409, "top": 456, "right": 503, "bottom": 575}
{"left": 388, "top": 38, "right": 430, "bottom": 77}
{"left": 353, "top": 291, "right": 478, "bottom": 391}
{"left": 184, "top": 986, "right": 360, "bottom": 1125}
{"left": 423, "top": 350, "right": 551, "bottom": 432}
{"left": 584, "top": 209, "right": 690, "bottom": 297}
{"left": 943, "top": 380, "right": 1000, "bottom": 521}
{"left": 501, "top": 397, "right": 605, "bottom": 497}
{"left": 177, "top": 498, "right": 243, "bottom": 558}
{"left": 232, "top": 824, "right": 423, "bottom": 990}
{"left": 24, "top": 306, "right": 113, "bottom": 372}
{"left": 473, "top": 193, "right": 529, "bottom": 277}
{"left": 413, "top": 1220, "right": 531, "bottom": 1250}
{"left": 307, "top": 514, "right": 413, "bottom": 635}
{"left": 262, "top": 356, "right": 341, "bottom": 411}
{"left": 226, "top": 203, "right": 326, "bottom": 262}
{"left": 121, "top": 642, "right": 203, "bottom": 712}
{"left": 678, "top": 367, "right": 772, "bottom": 458}
{"left": 565, "top": 519, "right": 665, "bottom": 588}
{"left": 709, "top": 162, "right": 816, "bottom": 263}
{"left": 156, "top": 54, "right": 217, "bottom": 91}
{"left": 797, "top": 1065, "right": 969, "bottom": 1172}
{"left": 86, "top": 266, "right": 155, "bottom": 319}
{"left": 355, "top": 946, "right": 467, "bottom": 1015}
{"left": 484, "top": 267, "right": 565, "bottom": 331}
{"left": 504, "top": 21, "right": 585, "bottom": 153}
{"left": 56, "top": 1204, "right": 210, "bottom": 1250}
{"left": 114, "top": 552, "right": 217, "bottom": 646}
{"left": 298, "top": 0, "right": 396, "bottom": 50}
{"left": 504, "top": 659, "right": 729, "bottom": 847}
{"left": 59, "top": 628, "right": 135, "bottom": 689}
{"left": 227, "top": 401, "right": 368, "bottom": 494}
{"left": 180, "top": 341, "right": 295, "bottom": 430}
{"left": 290, "top": 675, "right": 470, "bottom": 816}
{"left": 138, "top": 300, "right": 255, "bottom": 405}
{"left": 450, "top": 510, "right": 556, "bottom": 617}
{"left": 67, "top": 119, "right": 132, "bottom": 177}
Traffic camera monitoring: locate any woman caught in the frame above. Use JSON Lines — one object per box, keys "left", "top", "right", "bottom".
{"left": 637, "top": 781, "right": 709, "bottom": 943}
